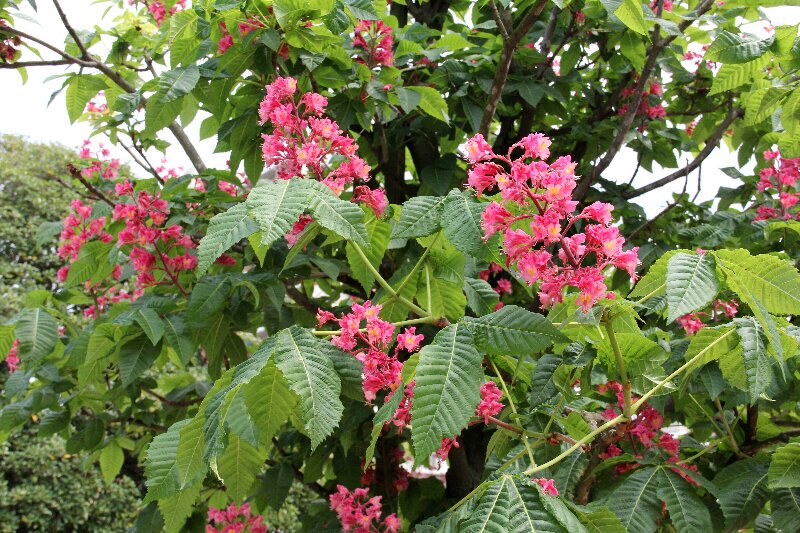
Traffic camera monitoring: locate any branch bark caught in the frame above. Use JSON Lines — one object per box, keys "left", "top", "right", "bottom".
{"left": 478, "top": 0, "right": 550, "bottom": 137}
{"left": 623, "top": 105, "right": 742, "bottom": 199}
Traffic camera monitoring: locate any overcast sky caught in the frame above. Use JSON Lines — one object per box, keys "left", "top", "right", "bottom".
{"left": 1, "top": 2, "right": 798, "bottom": 216}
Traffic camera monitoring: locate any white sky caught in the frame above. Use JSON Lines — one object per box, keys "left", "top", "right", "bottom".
{"left": 1, "top": 3, "right": 798, "bottom": 216}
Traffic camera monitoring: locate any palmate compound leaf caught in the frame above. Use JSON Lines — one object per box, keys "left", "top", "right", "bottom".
{"left": 459, "top": 474, "right": 586, "bottom": 533}
{"left": 304, "top": 179, "right": 369, "bottom": 246}
{"left": 245, "top": 177, "right": 309, "bottom": 250}
{"left": 666, "top": 252, "right": 719, "bottom": 323}
{"left": 195, "top": 202, "right": 259, "bottom": 277}
{"left": 273, "top": 326, "right": 343, "bottom": 449}
{"left": 462, "top": 305, "right": 569, "bottom": 357}
{"left": 410, "top": 323, "right": 482, "bottom": 461}
{"left": 15, "top": 307, "right": 58, "bottom": 364}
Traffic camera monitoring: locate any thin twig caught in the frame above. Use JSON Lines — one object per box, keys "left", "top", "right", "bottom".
{"left": 67, "top": 163, "right": 116, "bottom": 207}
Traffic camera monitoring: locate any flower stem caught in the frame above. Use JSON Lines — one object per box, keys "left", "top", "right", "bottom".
{"left": 351, "top": 242, "right": 430, "bottom": 317}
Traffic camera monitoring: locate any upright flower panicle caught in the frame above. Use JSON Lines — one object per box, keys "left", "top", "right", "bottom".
{"left": 329, "top": 485, "right": 399, "bottom": 533}
{"left": 465, "top": 132, "right": 639, "bottom": 312}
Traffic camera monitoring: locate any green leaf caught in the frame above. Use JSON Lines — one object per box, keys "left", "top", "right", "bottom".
{"left": 346, "top": 212, "right": 390, "bottom": 292}
{"left": 15, "top": 307, "right": 58, "bottom": 363}
{"left": 577, "top": 506, "right": 627, "bottom": 533}
{"left": 163, "top": 315, "right": 197, "bottom": 365}
{"left": 185, "top": 276, "right": 231, "bottom": 326}
{"left": 246, "top": 178, "right": 310, "bottom": 250}
{"left": 65, "top": 75, "right": 106, "bottom": 122}
{"left": 145, "top": 419, "right": 188, "bottom": 501}
{"left": 464, "top": 277, "right": 500, "bottom": 317}
{"left": 415, "top": 268, "right": 467, "bottom": 322}
{"left": 157, "top": 65, "right": 200, "bottom": 102}
{"left": 273, "top": 0, "right": 335, "bottom": 27}
{"left": 99, "top": 442, "right": 125, "bottom": 485}
{"left": 410, "top": 324, "right": 482, "bottom": 460}
{"left": 715, "top": 249, "right": 800, "bottom": 315}
{"left": 462, "top": 305, "right": 568, "bottom": 357}
{"left": 441, "top": 190, "right": 501, "bottom": 261}
{"left": 666, "top": 252, "right": 719, "bottom": 322}
{"left": 342, "top": 0, "right": 379, "bottom": 20}
{"left": 158, "top": 481, "right": 201, "bottom": 533}
{"left": 619, "top": 31, "right": 645, "bottom": 71}
{"left": 273, "top": 327, "right": 343, "bottom": 449}
{"left": 735, "top": 317, "right": 772, "bottom": 402}
{"left": 607, "top": 467, "right": 662, "bottom": 533}
{"left": 683, "top": 325, "right": 738, "bottom": 365}
{"left": 407, "top": 86, "right": 450, "bottom": 123}
{"left": 714, "top": 458, "right": 771, "bottom": 531}
{"left": 392, "top": 196, "right": 447, "bottom": 239}
{"left": 144, "top": 96, "right": 182, "bottom": 135}
{"left": 196, "top": 203, "right": 258, "bottom": 277}
{"left": 615, "top": 0, "right": 647, "bottom": 35}
{"left": 772, "top": 488, "right": 800, "bottom": 532}
{"left": 394, "top": 87, "right": 422, "bottom": 114}
{"left": 217, "top": 435, "right": 267, "bottom": 503}
{"left": 705, "top": 30, "right": 773, "bottom": 64}
{"left": 134, "top": 307, "right": 165, "bottom": 345}
{"left": 244, "top": 358, "right": 298, "bottom": 445}
{"left": 305, "top": 180, "right": 369, "bottom": 246}
{"left": 629, "top": 249, "right": 691, "bottom": 300}
{"left": 118, "top": 336, "right": 162, "bottom": 385}
{"left": 460, "top": 477, "right": 511, "bottom": 532}
{"left": 656, "top": 468, "right": 712, "bottom": 533}
{"left": 365, "top": 388, "right": 404, "bottom": 468}
{"left": 710, "top": 56, "right": 769, "bottom": 95}
{"left": 769, "top": 443, "right": 800, "bottom": 489}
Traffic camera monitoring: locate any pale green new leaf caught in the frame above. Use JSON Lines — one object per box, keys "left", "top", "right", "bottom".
{"left": 99, "top": 442, "right": 124, "bottom": 485}
{"left": 666, "top": 252, "right": 719, "bottom": 323}
{"left": 243, "top": 358, "right": 298, "bottom": 445}
{"left": 462, "top": 305, "right": 568, "bottom": 356}
{"left": 715, "top": 249, "right": 800, "bottom": 315}
{"left": 196, "top": 203, "right": 259, "bottom": 277}
{"left": 175, "top": 416, "right": 206, "bottom": 489}
{"left": 273, "top": 326, "right": 343, "bottom": 449}
{"left": 392, "top": 196, "right": 447, "bottom": 239}
{"left": 158, "top": 480, "right": 201, "bottom": 533}
{"left": 614, "top": 0, "right": 647, "bottom": 35}
{"left": 410, "top": 324, "right": 482, "bottom": 460}
{"left": 710, "top": 56, "right": 769, "bottom": 95}
{"left": 65, "top": 75, "right": 106, "bottom": 122}
{"left": 769, "top": 443, "right": 800, "bottom": 489}
{"left": 246, "top": 178, "right": 309, "bottom": 249}
{"left": 305, "top": 180, "right": 369, "bottom": 246}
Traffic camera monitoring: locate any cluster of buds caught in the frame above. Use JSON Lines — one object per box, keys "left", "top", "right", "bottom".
{"left": 4, "top": 339, "right": 19, "bottom": 373}
{"left": 597, "top": 381, "right": 698, "bottom": 483}
{"left": 352, "top": 20, "right": 394, "bottom": 68}
{"left": 466, "top": 132, "right": 639, "bottom": 312}
{"left": 677, "top": 298, "right": 739, "bottom": 335}
{"left": 317, "top": 301, "right": 422, "bottom": 402}
{"left": 754, "top": 148, "right": 800, "bottom": 221}
{"left": 0, "top": 20, "right": 20, "bottom": 63}
{"left": 218, "top": 17, "right": 264, "bottom": 54}
{"left": 533, "top": 477, "right": 559, "bottom": 497}
{"left": 258, "top": 77, "right": 387, "bottom": 220}
{"left": 329, "top": 485, "right": 400, "bottom": 533}
{"left": 682, "top": 43, "right": 716, "bottom": 72}
{"left": 479, "top": 262, "right": 513, "bottom": 301}
{"left": 206, "top": 502, "right": 268, "bottom": 533}
{"left": 618, "top": 81, "right": 667, "bottom": 122}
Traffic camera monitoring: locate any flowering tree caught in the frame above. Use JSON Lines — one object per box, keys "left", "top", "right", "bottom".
{"left": 2, "top": 0, "right": 800, "bottom": 532}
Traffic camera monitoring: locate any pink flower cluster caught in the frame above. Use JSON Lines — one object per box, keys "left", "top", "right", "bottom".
{"left": 4, "top": 339, "right": 19, "bottom": 373}
{"left": 85, "top": 93, "right": 109, "bottom": 116}
{"left": 352, "top": 20, "right": 394, "bottom": 68}
{"left": 466, "top": 132, "right": 639, "bottom": 312}
{"left": 649, "top": 0, "right": 673, "bottom": 11}
{"left": 479, "top": 262, "right": 512, "bottom": 301}
{"left": 476, "top": 382, "right": 503, "bottom": 423}
{"left": 146, "top": 0, "right": 186, "bottom": 26}
{"left": 597, "top": 381, "right": 698, "bottom": 484}
{"left": 329, "top": 485, "right": 399, "bottom": 533}
{"left": 206, "top": 502, "right": 267, "bottom": 533}
{"left": 112, "top": 187, "right": 197, "bottom": 288}
{"left": 78, "top": 140, "right": 120, "bottom": 179}
{"left": 754, "top": 148, "right": 800, "bottom": 221}
{"left": 618, "top": 81, "right": 666, "bottom": 122}
{"left": 676, "top": 298, "right": 739, "bottom": 335}
{"left": 218, "top": 17, "right": 264, "bottom": 54}
{"left": 258, "top": 77, "right": 387, "bottom": 218}
{"left": 0, "top": 20, "right": 20, "bottom": 62}
{"left": 57, "top": 199, "right": 113, "bottom": 265}
{"left": 532, "top": 477, "right": 559, "bottom": 497}
{"left": 317, "top": 302, "right": 422, "bottom": 402}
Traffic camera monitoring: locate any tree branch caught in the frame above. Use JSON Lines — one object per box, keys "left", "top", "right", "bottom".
{"left": 478, "top": 0, "right": 549, "bottom": 137}
{"left": 0, "top": 59, "right": 73, "bottom": 68}
{"left": 623, "top": 106, "right": 742, "bottom": 199}
{"left": 67, "top": 163, "right": 116, "bottom": 207}
{"left": 52, "top": 0, "right": 91, "bottom": 59}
